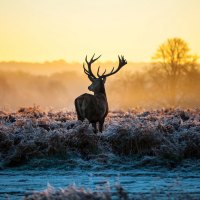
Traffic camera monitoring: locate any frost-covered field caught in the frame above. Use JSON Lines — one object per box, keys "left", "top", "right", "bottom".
{"left": 0, "top": 107, "right": 200, "bottom": 199}
{"left": 1, "top": 106, "right": 200, "bottom": 166}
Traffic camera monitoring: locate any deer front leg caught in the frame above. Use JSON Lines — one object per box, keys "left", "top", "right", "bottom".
{"left": 99, "top": 119, "right": 105, "bottom": 133}
{"left": 92, "top": 123, "right": 97, "bottom": 133}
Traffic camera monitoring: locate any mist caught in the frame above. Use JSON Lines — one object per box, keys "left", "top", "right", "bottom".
{"left": 0, "top": 61, "right": 200, "bottom": 111}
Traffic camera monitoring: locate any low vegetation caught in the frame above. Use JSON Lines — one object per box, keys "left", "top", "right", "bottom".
{"left": 24, "top": 184, "right": 197, "bottom": 200}
{"left": 0, "top": 106, "right": 200, "bottom": 168}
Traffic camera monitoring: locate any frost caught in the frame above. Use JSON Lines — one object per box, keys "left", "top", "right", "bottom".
{"left": 0, "top": 106, "right": 200, "bottom": 167}
{"left": 24, "top": 185, "right": 111, "bottom": 200}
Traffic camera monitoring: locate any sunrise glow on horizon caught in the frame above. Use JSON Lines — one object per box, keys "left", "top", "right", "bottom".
{"left": 0, "top": 0, "right": 200, "bottom": 63}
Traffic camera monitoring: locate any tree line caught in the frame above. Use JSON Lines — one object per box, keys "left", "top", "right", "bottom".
{"left": 108, "top": 38, "right": 200, "bottom": 108}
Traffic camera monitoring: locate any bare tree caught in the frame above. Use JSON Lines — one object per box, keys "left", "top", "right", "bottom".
{"left": 152, "top": 38, "right": 198, "bottom": 106}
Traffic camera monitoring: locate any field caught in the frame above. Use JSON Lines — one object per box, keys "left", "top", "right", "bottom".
{"left": 0, "top": 106, "right": 200, "bottom": 199}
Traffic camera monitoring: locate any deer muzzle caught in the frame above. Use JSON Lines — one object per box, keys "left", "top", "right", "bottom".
{"left": 88, "top": 85, "right": 93, "bottom": 91}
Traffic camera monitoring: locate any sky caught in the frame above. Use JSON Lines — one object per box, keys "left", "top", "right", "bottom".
{"left": 0, "top": 0, "right": 200, "bottom": 62}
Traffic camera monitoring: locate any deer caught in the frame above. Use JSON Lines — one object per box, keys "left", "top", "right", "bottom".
{"left": 74, "top": 54, "right": 127, "bottom": 133}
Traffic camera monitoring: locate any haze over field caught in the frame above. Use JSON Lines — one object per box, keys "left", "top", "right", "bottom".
{"left": 0, "top": 59, "right": 200, "bottom": 110}
{"left": 0, "top": 0, "right": 200, "bottom": 110}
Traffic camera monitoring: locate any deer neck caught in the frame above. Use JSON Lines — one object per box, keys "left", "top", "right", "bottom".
{"left": 94, "top": 85, "right": 107, "bottom": 98}
{"left": 94, "top": 84, "right": 109, "bottom": 114}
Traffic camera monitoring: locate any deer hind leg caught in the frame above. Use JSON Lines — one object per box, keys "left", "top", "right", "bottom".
{"left": 99, "top": 119, "right": 105, "bottom": 133}
{"left": 92, "top": 123, "right": 97, "bottom": 133}
{"left": 74, "top": 98, "right": 84, "bottom": 121}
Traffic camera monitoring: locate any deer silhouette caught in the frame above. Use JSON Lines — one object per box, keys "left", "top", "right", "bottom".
{"left": 75, "top": 54, "right": 127, "bottom": 133}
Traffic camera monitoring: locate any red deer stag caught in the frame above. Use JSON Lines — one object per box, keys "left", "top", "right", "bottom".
{"left": 75, "top": 54, "right": 127, "bottom": 133}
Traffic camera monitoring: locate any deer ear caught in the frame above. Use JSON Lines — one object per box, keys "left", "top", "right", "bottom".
{"left": 102, "top": 77, "right": 106, "bottom": 83}
{"left": 88, "top": 75, "right": 95, "bottom": 82}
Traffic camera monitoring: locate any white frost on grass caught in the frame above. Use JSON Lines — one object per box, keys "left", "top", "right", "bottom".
{"left": 0, "top": 106, "right": 200, "bottom": 167}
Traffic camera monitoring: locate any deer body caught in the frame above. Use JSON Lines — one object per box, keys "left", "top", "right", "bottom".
{"left": 75, "top": 54, "right": 127, "bottom": 133}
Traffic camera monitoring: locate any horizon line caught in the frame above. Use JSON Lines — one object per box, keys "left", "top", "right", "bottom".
{"left": 0, "top": 59, "right": 152, "bottom": 64}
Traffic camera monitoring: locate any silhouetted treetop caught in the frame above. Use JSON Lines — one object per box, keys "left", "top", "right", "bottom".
{"left": 152, "top": 38, "right": 199, "bottom": 106}
{"left": 153, "top": 38, "right": 198, "bottom": 74}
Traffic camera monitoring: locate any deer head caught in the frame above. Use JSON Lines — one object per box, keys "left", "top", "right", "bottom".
{"left": 83, "top": 54, "right": 127, "bottom": 93}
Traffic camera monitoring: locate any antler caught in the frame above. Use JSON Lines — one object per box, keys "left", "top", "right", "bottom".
{"left": 83, "top": 54, "right": 101, "bottom": 79}
{"left": 97, "top": 55, "right": 127, "bottom": 78}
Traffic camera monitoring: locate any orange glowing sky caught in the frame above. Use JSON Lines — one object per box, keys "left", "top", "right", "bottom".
{"left": 0, "top": 0, "right": 199, "bottom": 62}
